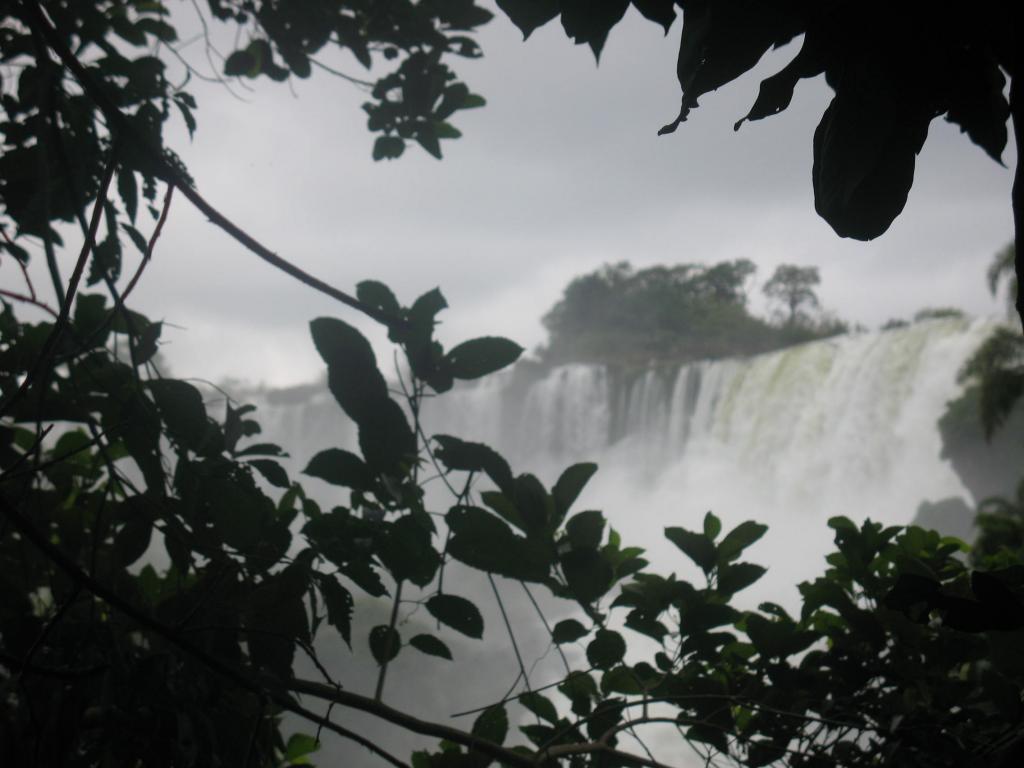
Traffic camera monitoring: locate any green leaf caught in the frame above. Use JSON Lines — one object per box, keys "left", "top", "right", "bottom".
{"left": 717, "top": 521, "right": 768, "bottom": 564}
{"left": 552, "top": 619, "right": 588, "bottom": 644}
{"left": 480, "top": 491, "right": 526, "bottom": 531}
{"left": 703, "top": 511, "right": 721, "bottom": 540}
{"left": 356, "top": 280, "right": 401, "bottom": 318}
{"left": 357, "top": 398, "right": 417, "bottom": 472}
{"left": 519, "top": 692, "right": 558, "bottom": 724}
{"left": 247, "top": 458, "right": 290, "bottom": 488}
{"left": 132, "top": 320, "right": 162, "bottom": 365}
{"left": 122, "top": 223, "right": 149, "bottom": 253}
{"left": 373, "top": 136, "right": 405, "bottom": 161}
{"left": 113, "top": 516, "right": 152, "bottom": 566}
{"left": 552, "top": 462, "right": 598, "bottom": 523}
{"left": 303, "top": 450, "right": 376, "bottom": 493}
{"left": 812, "top": 89, "right": 930, "bottom": 240}
{"left": 495, "top": 0, "right": 559, "bottom": 40}
{"left": 224, "top": 49, "right": 255, "bottom": 77}
{"left": 559, "top": 671, "right": 597, "bottom": 716}
{"left": 472, "top": 705, "right": 508, "bottom": 745}
{"left": 303, "top": 448, "right": 374, "bottom": 491}
{"left": 716, "top": 563, "right": 766, "bottom": 596}
{"left": 379, "top": 515, "right": 440, "bottom": 587}
{"left": 446, "top": 506, "right": 551, "bottom": 582}
{"left": 586, "top": 629, "right": 625, "bottom": 669}
{"left": 74, "top": 293, "right": 108, "bottom": 346}
{"left": 316, "top": 574, "right": 353, "bottom": 647}
{"left": 560, "top": 549, "right": 614, "bottom": 603}
{"left": 147, "top": 379, "right": 211, "bottom": 452}
{"left": 445, "top": 337, "right": 524, "bottom": 380}
{"left": 415, "top": 127, "right": 442, "bottom": 159}
{"left": 566, "top": 510, "right": 604, "bottom": 550}
{"left": 665, "top": 526, "right": 717, "bottom": 572}
{"left": 426, "top": 594, "right": 483, "bottom": 639}
{"left": 433, "top": 435, "right": 513, "bottom": 493}
{"left": 309, "top": 317, "right": 388, "bottom": 419}
{"left": 745, "top": 615, "right": 816, "bottom": 659}
{"left": 369, "top": 625, "right": 401, "bottom": 665}
{"left": 747, "top": 740, "right": 786, "bottom": 768}
{"left": 434, "top": 122, "right": 462, "bottom": 140}
{"left": 117, "top": 169, "right": 138, "bottom": 223}
{"left": 686, "top": 723, "right": 729, "bottom": 753}
{"left": 512, "top": 473, "right": 553, "bottom": 535}
{"left": 601, "top": 666, "right": 643, "bottom": 695}
{"left": 283, "top": 733, "right": 320, "bottom": 763}
{"left": 410, "top": 633, "right": 452, "bottom": 660}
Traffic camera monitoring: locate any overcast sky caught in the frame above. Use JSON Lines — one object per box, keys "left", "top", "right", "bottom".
{"left": 122, "top": 3, "right": 1016, "bottom": 387}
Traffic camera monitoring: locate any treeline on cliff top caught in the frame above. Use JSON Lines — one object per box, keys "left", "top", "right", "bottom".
{"left": 539, "top": 260, "right": 848, "bottom": 366}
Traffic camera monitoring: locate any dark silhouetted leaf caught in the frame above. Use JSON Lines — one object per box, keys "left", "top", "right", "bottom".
{"left": 717, "top": 563, "right": 766, "bottom": 596}
{"left": 426, "top": 594, "right": 483, "bottom": 639}
{"left": 495, "top": 0, "right": 559, "bottom": 40}
{"left": 317, "top": 574, "right": 353, "bottom": 647}
{"left": 552, "top": 619, "right": 588, "bottom": 644}
{"left": 445, "top": 337, "right": 523, "bottom": 380}
{"left": 433, "top": 435, "right": 514, "bottom": 493}
{"left": 472, "top": 705, "right": 508, "bottom": 744}
{"left": 379, "top": 515, "right": 440, "bottom": 587}
{"left": 369, "top": 625, "right": 401, "bottom": 665}
{"left": 113, "top": 516, "right": 152, "bottom": 566}
{"left": 247, "top": 459, "right": 289, "bottom": 489}
{"left": 587, "top": 629, "right": 625, "bottom": 669}
{"left": 718, "top": 521, "right": 768, "bottom": 563}
{"left": 304, "top": 448, "right": 374, "bottom": 491}
{"left": 561, "top": 549, "right": 613, "bottom": 603}
{"left": 410, "top": 633, "right": 452, "bottom": 660}
{"left": 665, "top": 526, "right": 716, "bottom": 572}
{"left": 552, "top": 462, "right": 597, "bottom": 523}
{"left": 446, "top": 506, "right": 551, "bottom": 582}
{"left": 566, "top": 510, "right": 604, "bottom": 550}
{"left": 519, "top": 692, "right": 557, "bottom": 724}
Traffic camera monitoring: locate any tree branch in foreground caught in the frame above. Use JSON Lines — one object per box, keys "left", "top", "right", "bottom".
{"left": 21, "top": 0, "right": 407, "bottom": 332}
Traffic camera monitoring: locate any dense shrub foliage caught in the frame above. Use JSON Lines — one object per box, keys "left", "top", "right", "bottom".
{"left": 1, "top": 3, "right": 1023, "bottom": 768}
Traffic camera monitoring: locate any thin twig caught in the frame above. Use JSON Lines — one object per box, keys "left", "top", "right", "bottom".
{"left": 520, "top": 582, "right": 571, "bottom": 674}
{"left": 23, "top": 0, "right": 405, "bottom": 331}
{"left": 0, "top": 289, "right": 58, "bottom": 318}
{"left": 487, "top": 574, "right": 534, "bottom": 705}
{"left": 374, "top": 579, "right": 404, "bottom": 701}
{"left": 121, "top": 182, "right": 173, "bottom": 303}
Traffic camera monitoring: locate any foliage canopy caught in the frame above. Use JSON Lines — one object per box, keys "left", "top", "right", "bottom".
{"left": 497, "top": 0, "right": 1023, "bottom": 325}
{"left": 1, "top": 3, "right": 1023, "bottom": 768}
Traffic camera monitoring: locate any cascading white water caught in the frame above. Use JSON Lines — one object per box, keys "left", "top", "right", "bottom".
{"left": 243, "top": 315, "right": 997, "bottom": 595}
{"left": 236, "top": 316, "right": 1001, "bottom": 766}
{"left": 420, "top": 316, "right": 998, "bottom": 596}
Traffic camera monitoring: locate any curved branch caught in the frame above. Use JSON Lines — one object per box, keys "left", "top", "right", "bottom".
{"left": 21, "top": 0, "right": 406, "bottom": 331}
{"left": 283, "top": 676, "right": 537, "bottom": 768}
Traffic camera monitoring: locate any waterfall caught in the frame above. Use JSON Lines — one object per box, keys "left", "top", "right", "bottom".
{"left": 241, "top": 316, "right": 997, "bottom": 593}
{"left": 419, "top": 316, "right": 997, "bottom": 593}
{"left": 238, "top": 316, "right": 1001, "bottom": 766}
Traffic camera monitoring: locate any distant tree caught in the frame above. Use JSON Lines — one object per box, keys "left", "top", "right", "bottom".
{"left": 540, "top": 259, "right": 845, "bottom": 364}
{"left": 763, "top": 264, "right": 820, "bottom": 325}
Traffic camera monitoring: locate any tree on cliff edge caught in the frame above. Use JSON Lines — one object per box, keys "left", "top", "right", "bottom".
{"left": 763, "top": 264, "right": 820, "bottom": 326}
